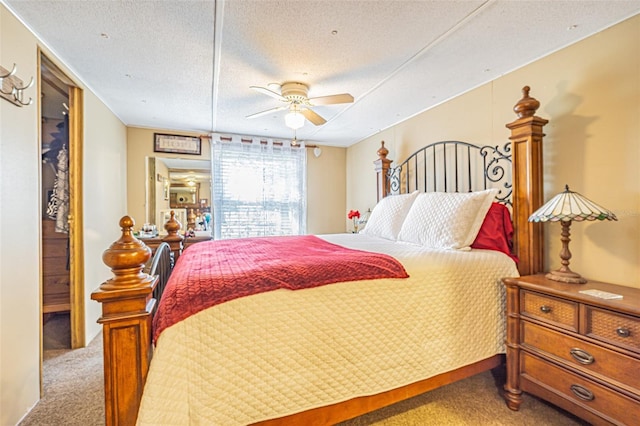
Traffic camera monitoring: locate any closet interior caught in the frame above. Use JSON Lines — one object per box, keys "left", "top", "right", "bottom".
{"left": 41, "top": 56, "right": 71, "bottom": 348}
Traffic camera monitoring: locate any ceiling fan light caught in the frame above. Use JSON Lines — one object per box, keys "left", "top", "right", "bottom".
{"left": 285, "top": 111, "right": 305, "bottom": 129}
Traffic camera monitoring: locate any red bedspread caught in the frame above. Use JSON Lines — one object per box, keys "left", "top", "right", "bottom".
{"left": 152, "top": 235, "right": 409, "bottom": 342}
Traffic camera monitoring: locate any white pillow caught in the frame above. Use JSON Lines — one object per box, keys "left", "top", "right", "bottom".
{"left": 361, "top": 191, "right": 419, "bottom": 240}
{"left": 397, "top": 189, "right": 498, "bottom": 249}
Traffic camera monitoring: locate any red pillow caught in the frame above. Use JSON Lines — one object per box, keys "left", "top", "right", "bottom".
{"left": 471, "top": 202, "right": 518, "bottom": 262}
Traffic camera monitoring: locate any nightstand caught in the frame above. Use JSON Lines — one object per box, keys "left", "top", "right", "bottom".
{"left": 502, "top": 274, "right": 640, "bottom": 425}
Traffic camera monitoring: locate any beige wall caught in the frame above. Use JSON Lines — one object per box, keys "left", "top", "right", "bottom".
{"left": 348, "top": 15, "right": 640, "bottom": 288}
{"left": 1, "top": 7, "right": 41, "bottom": 424}
{"left": 127, "top": 128, "right": 347, "bottom": 234}
{"left": 82, "top": 92, "right": 128, "bottom": 339}
{"left": 0, "top": 4, "right": 128, "bottom": 424}
{"left": 307, "top": 145, "right": 346, "bottom": 234}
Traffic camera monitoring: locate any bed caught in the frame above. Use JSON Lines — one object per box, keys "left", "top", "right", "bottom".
{"left": 92, "top": 86, "right": 548, "bottom": 425}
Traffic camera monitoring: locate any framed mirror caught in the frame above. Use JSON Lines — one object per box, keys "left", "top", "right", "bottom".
{"left": 146, "top": 157, "right": 211, "bottom": 233}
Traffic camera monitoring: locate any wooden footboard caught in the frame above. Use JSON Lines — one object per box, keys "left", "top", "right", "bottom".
{"left": 91, "top": 217, "right": 157, "bottom": 425}
{"left": 253, "top": 354, "right": 504, "bottom": 426}
{"left": 143, "top": 242, "right": 172, "bottom": 306}
{"left": 92, "top": 86, "right": 547, "bottom": 425}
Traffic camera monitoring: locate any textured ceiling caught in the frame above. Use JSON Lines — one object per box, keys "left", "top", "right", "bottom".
{"left": 4, "top": 0, "right": 640, "bottom": 147}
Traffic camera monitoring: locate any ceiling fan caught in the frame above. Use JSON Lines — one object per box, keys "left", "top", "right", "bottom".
{"left": 246, "top": 82, "right": 354, "bottom": 128}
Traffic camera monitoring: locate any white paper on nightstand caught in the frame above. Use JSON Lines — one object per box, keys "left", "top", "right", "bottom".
{"left": 579, "top": 289, "right": 623, "bottom": 300}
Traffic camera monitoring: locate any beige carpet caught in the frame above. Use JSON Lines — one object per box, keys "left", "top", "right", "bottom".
{"left": 21, "top": 316, "right": 587, "bottom": 425}
{"left": 339, "top": 367, "right": 588, "bottom": 426}
{"left": 20, "top": 315, "right": 104, "bottom": 426}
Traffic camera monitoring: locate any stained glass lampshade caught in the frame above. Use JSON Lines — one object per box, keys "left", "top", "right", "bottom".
{"left": 529, "top": 185, "right": 617, "bottom": 283}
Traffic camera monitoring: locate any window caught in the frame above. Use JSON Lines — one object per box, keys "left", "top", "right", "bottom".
{"left": 212, "top": 138, "right": 306, "bottom": 239}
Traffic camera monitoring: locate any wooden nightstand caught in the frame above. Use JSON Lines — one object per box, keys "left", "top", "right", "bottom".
{"left": 502, "top": 274, "right": 640, "bottom": 425}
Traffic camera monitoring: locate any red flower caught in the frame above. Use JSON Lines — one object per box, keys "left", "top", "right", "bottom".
{"left": 347, "top": 210, "right": 360, "bottom": 219}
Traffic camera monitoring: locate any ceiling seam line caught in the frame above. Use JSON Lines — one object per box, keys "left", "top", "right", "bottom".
{"left": 356, "top": 0, "right": 495, "bottom": 103}
{"left": 307, "top": 0, "right": 495, "bottom": 139}
{"left": 211, "top": 0, "right": 225, "bottom": 132}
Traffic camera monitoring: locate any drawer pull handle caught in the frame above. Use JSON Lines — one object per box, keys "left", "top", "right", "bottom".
{"left": 570, "top": 348, "right": 594, "bottom": 365}
{"left": 539, "top": 305, "right": 552, "bottom": 314}
{"left": 616, "top": 327, "right": 631, "bottom": 338}
{"left": 570, "top": 384, "right": 594, "bottom": 401}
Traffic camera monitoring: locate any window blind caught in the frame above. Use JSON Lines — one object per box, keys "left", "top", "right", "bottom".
{"left": 212, "top": 138, "right": 307, "bottom": 239}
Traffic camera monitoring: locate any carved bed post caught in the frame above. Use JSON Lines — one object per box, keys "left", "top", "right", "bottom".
{"left": 161, "top": 210, "right": 184, "bottom": 262}
{"left": 506, "top": 86, "right": 548, "bottom": 276}
{"left": 374, "top": 141, "right": 393, "bottom": 201}
{"left": 91, "top": 216, "right": 158, "bottom": 426}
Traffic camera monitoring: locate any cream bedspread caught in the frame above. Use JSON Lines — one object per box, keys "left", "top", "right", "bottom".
{"left": 137, "top": 234, "right": 519, "bottom": 425}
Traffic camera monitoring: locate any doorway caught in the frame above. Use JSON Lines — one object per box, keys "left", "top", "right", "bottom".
{"left": 40, "top": 52, "right": 84, "bottom": 350}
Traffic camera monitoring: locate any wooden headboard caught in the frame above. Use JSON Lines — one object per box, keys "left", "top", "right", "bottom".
{"left": 377, "top": 140, "right": 513, "bottom": 205}
{"left": 374, "top": 86, "right": 546, "bottom": 276}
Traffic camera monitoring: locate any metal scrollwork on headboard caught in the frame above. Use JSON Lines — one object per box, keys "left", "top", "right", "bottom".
{"left": 480, "top": 142, "right": 512, "bottom": 206}
{"left": 387, "top": 140, "right": 513, "bottom": 206}
{"left": 388, "top": 167, "right": 402, "bottom": 195}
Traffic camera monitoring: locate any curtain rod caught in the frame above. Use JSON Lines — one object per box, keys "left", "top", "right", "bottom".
{"left": 200, "top": 134, "right": 318, "bottom": 149}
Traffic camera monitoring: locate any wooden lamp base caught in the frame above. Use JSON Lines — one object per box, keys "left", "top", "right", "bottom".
{"left": 545, "top": 269, "right": 587, "bottom": 284}
{"left": 547, "top": 220, "right": 588, "bottom": 284}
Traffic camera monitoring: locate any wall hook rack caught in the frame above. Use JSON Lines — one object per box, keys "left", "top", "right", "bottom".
{"left": 0, "top": 63, "right": 34, "bottom": 107}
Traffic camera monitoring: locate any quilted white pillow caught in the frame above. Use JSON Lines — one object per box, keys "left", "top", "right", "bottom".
{"left": 397, "top": 188, "right": 498, "bottom": 249}
{"left": 361, "top": 191, "right": 419, "bottom": 240}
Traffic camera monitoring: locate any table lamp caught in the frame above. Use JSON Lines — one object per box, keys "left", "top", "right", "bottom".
{"left": 528, "top": 185, "right": 617, "bottom": 284}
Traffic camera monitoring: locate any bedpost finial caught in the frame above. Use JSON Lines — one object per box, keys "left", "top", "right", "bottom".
{"left": 513, "top": 85, "right": 540, "bottom": 118}
{"left": 164, "top": 210, "right": 182, "bottom": 236}
{"left": 377, "top": 141, "right": 389, "bottom": 160}
{"left": 120, "top": 215, "right": 135, "bottom": 231}
{"left": 101, "top": 215, "right": 153, "bottom": 290}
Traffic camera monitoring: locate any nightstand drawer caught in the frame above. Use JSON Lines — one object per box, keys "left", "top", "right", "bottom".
{"left": 584, "top": 306, "right": 640, "bottom": 354}
{"left": 521, "top": 321, "right": 640, "bottom": 392}
{"left": 521, "top": 290, "right": 578, "bottom": 332}
{"left": 521, "top": 352, "right": 640, "bottom": 425}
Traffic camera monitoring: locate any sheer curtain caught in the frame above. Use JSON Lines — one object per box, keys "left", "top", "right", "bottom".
{"left": 212, "top": 136, "right": 307, "bottom": 239}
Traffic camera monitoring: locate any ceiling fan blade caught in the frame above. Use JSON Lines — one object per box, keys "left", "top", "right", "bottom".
{"left": 301, "top": 108, "right": 327, "bottom": 126}
{"left": 308, "top": 93, "right": 354, "bottom": 106}
{"left": 246, "top": 105, "right": 288, "bottom": 119}
{"left": 250, "top": 85, "right": 287, "bottom": 102}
